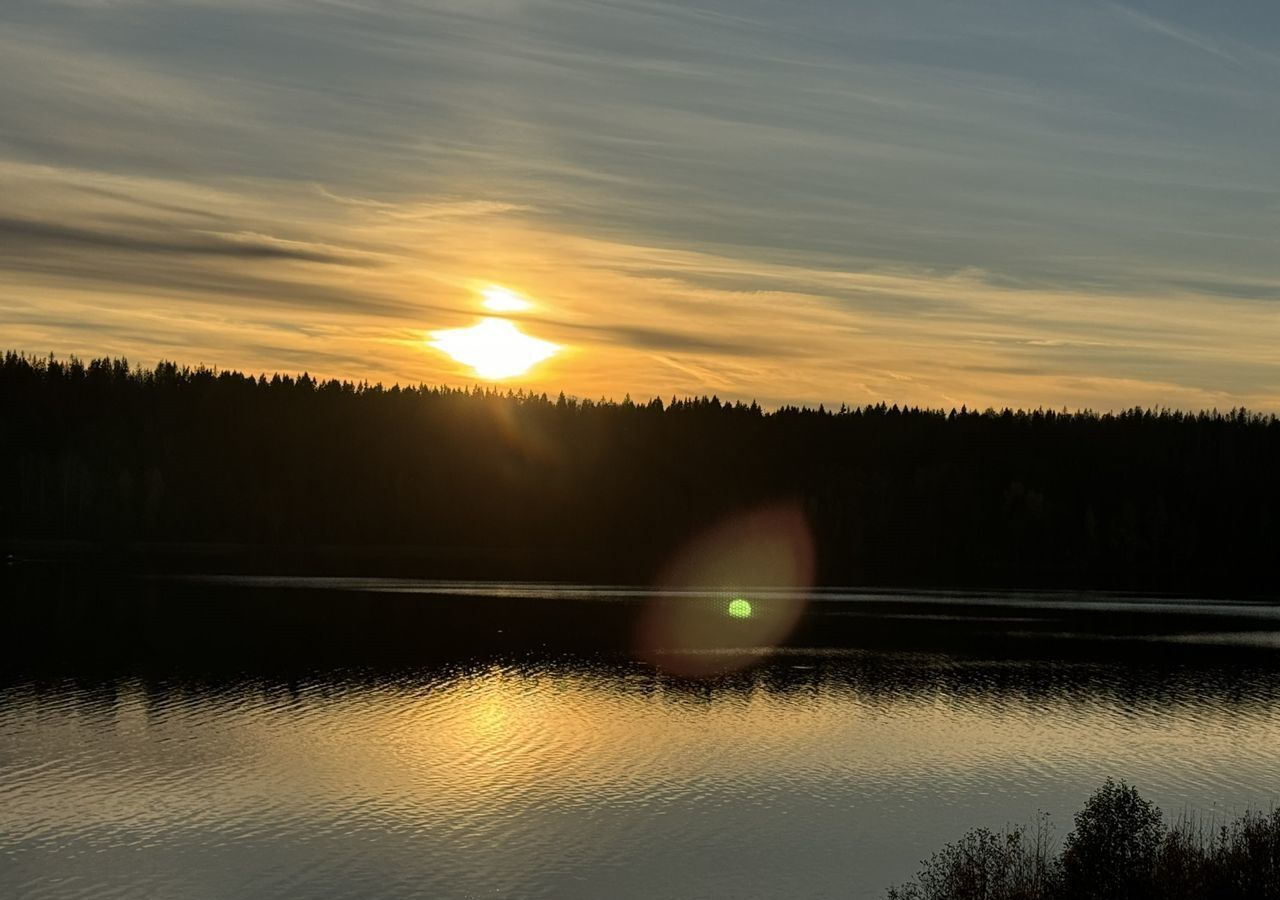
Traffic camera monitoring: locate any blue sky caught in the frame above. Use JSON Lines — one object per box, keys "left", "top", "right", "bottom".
{"left": 2, "top": 0, "right": 1278, "bottom": 408}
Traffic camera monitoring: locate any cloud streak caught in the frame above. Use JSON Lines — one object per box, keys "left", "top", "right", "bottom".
{"left": 1108, "top": 3, "right": 1243, "bottom": 67}
{"left": 0, "top": 217, "right": 375, "bottom": 266}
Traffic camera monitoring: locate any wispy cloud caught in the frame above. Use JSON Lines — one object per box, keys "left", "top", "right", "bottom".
{"left": 1108, "top": 3, "right": 1243, "bottom": 67}
{"left": 0, "top": 217, "right": 375, "bottom": 266}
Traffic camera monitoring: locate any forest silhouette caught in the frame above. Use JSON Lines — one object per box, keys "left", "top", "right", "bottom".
{"left": 4, "top": 352, "right": 1278, "bottom": 591}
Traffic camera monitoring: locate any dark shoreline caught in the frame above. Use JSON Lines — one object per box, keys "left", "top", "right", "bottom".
{"left": 7, "top": 567, "right": 1280, "bottom": 680}
{"left": 6, "top": 540, "right": 1278, "bottom": 604}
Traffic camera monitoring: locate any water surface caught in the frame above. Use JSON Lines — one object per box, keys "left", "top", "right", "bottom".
{"left": 3, "top": 576, "right": 1280, "bottom": 898}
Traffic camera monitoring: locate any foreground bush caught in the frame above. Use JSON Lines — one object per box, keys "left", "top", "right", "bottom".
{"left": 887, "top": 780, "right": 1280, "bottom": 899}
{"left": 885, "top": 819, "right": 1054, "bottom": 900}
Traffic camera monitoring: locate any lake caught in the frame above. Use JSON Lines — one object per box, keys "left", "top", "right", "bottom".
{"left": 3, "top": 573, "right": 1280, "bottom": 898}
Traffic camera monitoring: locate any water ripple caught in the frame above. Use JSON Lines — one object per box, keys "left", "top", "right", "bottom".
{"left": 6, "top": 649, "right": 1280, "bottom": 897}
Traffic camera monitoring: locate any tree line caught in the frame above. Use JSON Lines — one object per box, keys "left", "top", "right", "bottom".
{"left": 3, "top": 351, "right": 1279, "bottom": 591}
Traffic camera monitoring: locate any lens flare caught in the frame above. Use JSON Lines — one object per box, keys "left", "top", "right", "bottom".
{"left": 635, "top": 501, "right": 815, "bottom": 677}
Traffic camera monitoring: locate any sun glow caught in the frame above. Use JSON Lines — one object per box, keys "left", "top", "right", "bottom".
{"left": 429, "top": 317, "right": 561, "bottom": 380}
{"left": 481, "top": 286, "right": 532, "bottom": 313}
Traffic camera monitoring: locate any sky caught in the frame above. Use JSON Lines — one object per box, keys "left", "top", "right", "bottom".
{"left": 2, "top": 0, "right": 1278, "bottom": 410}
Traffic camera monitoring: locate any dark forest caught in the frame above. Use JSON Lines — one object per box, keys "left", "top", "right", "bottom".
{"left": 3, "top": 352, "right": 1278, "bottom": 593}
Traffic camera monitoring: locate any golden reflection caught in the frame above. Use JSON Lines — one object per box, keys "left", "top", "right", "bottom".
{"left": 428, "top": 317, "right": 560, "bottom": 380}
{"left": 20, "top": 672, "right": 1280, "bottom": 839}
{"left": 469, "top": 692, "right": 512, "bottom": 737}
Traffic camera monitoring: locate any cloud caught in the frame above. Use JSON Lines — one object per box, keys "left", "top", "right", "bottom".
{"left": 0, "top": 216, "right": 375, "bottom": 266}
{"left": 1108, "top": 4, "right": 1243, "bottom": 67}
{"left": 553, "top": 322, "right": 788, "bottom": 358}
{"left": 313, "top": 187, "right": 532, "bottom": 219}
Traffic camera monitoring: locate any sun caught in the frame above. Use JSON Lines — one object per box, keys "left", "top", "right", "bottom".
{"left": 481, "top": 286, "right": 532, "bottom": 313}
{"left": 429, "top": 318, "right": 560, "bottom": 380}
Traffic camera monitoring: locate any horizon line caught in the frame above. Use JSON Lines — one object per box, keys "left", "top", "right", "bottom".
{"left": 7, "top": 348, "right": 1278, "bottom": 421}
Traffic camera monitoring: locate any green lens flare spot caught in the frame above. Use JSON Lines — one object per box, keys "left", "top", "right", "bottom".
{"left": 728, "top": 597, "right": 753, "bottom": 619}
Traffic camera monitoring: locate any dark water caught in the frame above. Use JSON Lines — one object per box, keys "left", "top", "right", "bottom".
{"left": 3, "top": 574, "right": 1280, "bottom": 899}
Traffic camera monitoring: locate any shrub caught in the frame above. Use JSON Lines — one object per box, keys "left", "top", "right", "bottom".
{"left": 886, "top": 782, "right": 1280, "bottom": 899}
{"left": 1198, "top": 808, "right": 1280, "bottom": 899}
{"left": 887, "top": 817, "right": 1056, "bottom": 900}
{"left": 1059, "top": 779, "right": 1163, "bottom": 899}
